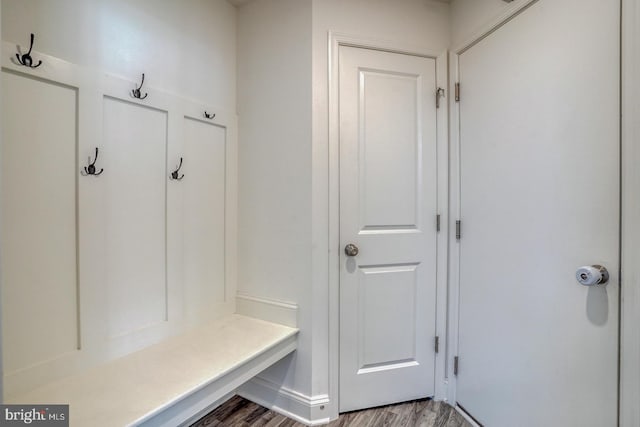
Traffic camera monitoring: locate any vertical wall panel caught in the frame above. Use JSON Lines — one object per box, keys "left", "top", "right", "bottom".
{"left": 183, "top": 118, "right": 226, "bottom": 320}
{"left": 1, "top": 71, "right": 79, "bottom": 373}
{"left": 103, "top": 97, "right": 167, "bottom": 338}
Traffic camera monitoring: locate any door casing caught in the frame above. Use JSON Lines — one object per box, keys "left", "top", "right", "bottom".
{"left": 621, "top": 0, "right": 640, "bottom": 425}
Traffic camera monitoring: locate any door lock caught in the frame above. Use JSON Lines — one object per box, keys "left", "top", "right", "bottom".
{"left": 344, "top": 243, "right": 359, "bottom": 257}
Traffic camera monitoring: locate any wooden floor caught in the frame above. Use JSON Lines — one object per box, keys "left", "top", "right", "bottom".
{"left": 191, "top": 395, "right": 472, "bottom": 427}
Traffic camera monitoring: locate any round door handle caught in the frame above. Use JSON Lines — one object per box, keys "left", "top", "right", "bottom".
{"left": 576, "top": 265, "right": 609, "bottom": 286}
{"left": 344, "top": 243, "right": 359, "bottom": 257}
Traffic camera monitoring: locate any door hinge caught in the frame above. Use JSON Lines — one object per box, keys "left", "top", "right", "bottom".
{"left": 436, "top": 87, "right": 445, "bottom": 109}
{"left": 453, "top": 356, "right": 459, "bottom": 375}
{"left": 436, "top": 214, "right": 441, "bottom": 232}
{"left": 455, "top": 82, "right": 460, "bottom": 102}
{"left": 435, "top": 336, "right": 440, "bottom": 353}
{"left": 456, "top": 220, "right": 461, "bottom": 240}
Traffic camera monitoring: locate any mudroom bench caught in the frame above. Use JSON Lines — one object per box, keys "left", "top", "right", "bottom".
{"left": 8, "top": 315, "right": 298, "bottom": 427}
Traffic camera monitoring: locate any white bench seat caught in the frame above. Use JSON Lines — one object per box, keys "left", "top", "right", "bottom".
{"left": 8, "top": 314, "right": 299, "bottom": 427}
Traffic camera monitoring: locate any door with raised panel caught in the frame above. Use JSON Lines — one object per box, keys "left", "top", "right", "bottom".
{"left": 339, "top": 45, "right": 439, "bottom": 412}
{"left": 456, "top": 0, "right": 619, "bottom": 425}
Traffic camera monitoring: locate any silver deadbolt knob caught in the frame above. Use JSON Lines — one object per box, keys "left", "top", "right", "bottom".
{"left": 576, "top": 265, "right": 609, "bottom": 286}
{"left": 344, "top": 243, "right": 359, "bottom": 257}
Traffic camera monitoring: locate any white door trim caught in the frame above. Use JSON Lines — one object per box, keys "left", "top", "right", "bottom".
{"left": 447, "top": 50, "right": 461, "bottom": 407}
{"left": 327, "top": 32, "right": 449, "bottom": 415}
{"left": 621, "top": 0, "right": 640, "bottom": 425}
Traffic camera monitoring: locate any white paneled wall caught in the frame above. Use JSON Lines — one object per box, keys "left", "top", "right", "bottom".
{"left": 0, "top": 43, "right": 237, "bottom": 399}
{"left": 1, "top": 71, "right": 80, "bottom": 373}
{"left": 183, "top": 118, "right": 227, "bottom": 322}
{"left": 103, "top": 98, "right": 169, "bottom": 338}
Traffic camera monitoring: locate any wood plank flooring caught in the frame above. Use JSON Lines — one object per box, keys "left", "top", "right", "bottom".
{"left": 191, "top": 395, "right": 472, "bottom": 427}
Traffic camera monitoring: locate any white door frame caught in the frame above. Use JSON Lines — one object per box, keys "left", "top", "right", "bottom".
{"left": 448, "top": 1, "right": 640, "bottom": 426}
{"left": 621, "top": 0, "right": 640, "bottom": 425}
{"left": 327, "top": 32, "right": 450, "bottom": 413}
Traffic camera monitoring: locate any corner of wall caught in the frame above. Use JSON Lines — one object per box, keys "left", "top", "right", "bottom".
{"left": 238, "top": 376, "right": 331, "bottom": 426}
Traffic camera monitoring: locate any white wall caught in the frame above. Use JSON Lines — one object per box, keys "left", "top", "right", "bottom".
{"left": 1, "top": 0, "right": 236, "bottom": 111}
{"left": 237, "top": 0, "right": 312, "bottom": 312}
{"left": 450, "top": 0, "right": 533, "bottom": 48}
{"left": 236, "top": 0, "right": 313, "bottom": 405}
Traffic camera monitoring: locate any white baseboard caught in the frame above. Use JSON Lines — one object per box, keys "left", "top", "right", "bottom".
{"left": 238, "top": 376, "right": 331, "bottom": 426}
{"left": 236, "top": 293, "right": 298, "bottom": 328}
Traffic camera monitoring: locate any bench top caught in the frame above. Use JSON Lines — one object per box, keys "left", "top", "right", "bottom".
{"left": 8, "top": 314, "right": 298, "bottom": 427}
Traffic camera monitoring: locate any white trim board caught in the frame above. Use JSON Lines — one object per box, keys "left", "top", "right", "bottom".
{"left": 446, "top": 49, "right": 461, "bottom": 405}
{"left": 621, "top": 0, "right": 640, "bottom": 425}
{"left": 236, "top": 293, "right": 298, "bottom": 328}
{"left": 326, "top": 32, "right": 451, "bottom": 421}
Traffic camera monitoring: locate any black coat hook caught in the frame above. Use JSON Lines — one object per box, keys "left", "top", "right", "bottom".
{"left": 131, "top": 73, "right": 148, "bottom": 99}
{"left": 81, "top": 147, "right": 104, "bottom": 176}
{"left": 170, "top": 157, "right": 184, "bottom": 181}
{"left": 15, "top": 33, "right": 42, "bottom": 68}
{"left": 204, "top": 111, "right": 216, "bottom": 120}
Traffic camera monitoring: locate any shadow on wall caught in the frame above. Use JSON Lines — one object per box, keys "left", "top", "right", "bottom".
{"left": 586, "top": 285, "right": 608, "bottom": 326}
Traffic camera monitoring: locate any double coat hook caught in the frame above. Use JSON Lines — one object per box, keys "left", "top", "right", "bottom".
{"left": 81, "top": 147, "right": 104, "bottom": 176}
{"left": 14, "top": 33, "right": 42, "bottom": 68}
{"left": 170, "top": 157, "right": 184, "bottom": 181}
{"left": 204, "top": 111, "right": 216, "bottom": 120}
{"left": 131, "top": 73, "right": 148, "bottom": 99}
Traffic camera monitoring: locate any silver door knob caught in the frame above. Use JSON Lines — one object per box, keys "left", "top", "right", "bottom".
{"left": 344, "top": 243, "right": 359, "bottom": 257}
{"left": 576, "top": 265, "right": 609, "bottom": 286}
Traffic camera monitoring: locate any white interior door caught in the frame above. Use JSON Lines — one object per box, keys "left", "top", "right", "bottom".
{"left": 456, "top": 1, "right": 619, "bottom": 426}
{"left": 339, "top": 45, "right": 439, "bottom": 412}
